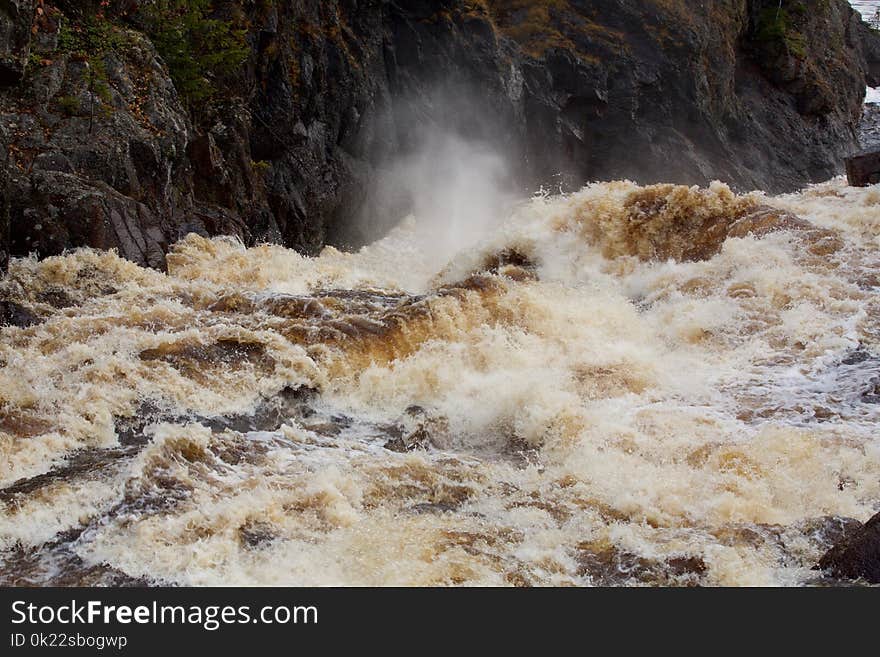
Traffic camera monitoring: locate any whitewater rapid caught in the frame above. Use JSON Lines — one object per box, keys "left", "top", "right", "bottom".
{"left": 1, "top": 178, "right": 879, "bottom": 586}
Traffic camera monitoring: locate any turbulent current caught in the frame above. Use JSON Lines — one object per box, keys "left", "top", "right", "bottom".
{"left": 2, "top": 178, "right": 880, "bottom": 586}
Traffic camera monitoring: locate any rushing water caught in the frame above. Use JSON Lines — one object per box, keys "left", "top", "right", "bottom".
{"left": 852, "top": 0, "right": 880, "bottom": 22}
{"left": 1, "top": 177, "right": 879, "bottom": 586}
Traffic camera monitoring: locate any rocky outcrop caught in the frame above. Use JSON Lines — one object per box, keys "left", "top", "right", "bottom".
{"left": 0, "top": 0, "right": 33, "bottom": 86}
{"left": 817, "top": 511, "right": 880, "bottom": 583}
{"left": 2, "top": 0, "right": 880, "bottom": 271}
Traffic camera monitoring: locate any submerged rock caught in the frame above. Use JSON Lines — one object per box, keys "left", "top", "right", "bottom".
{"left": 0, "top": 298, "right": 38, "bottom": 327}
{"left": 816, "top": 511, "right": 880, "bottom": 583}
{"left": 1, "top": 538, "right": 153, "bottom": 587}
{"left": 576, "top": 544, "right": 707, "bottom": 587}
{"left": 238, "top": 519, "right": 277, "bottom": 550}
{"left": 384, "top": 426, "right": 431, "bottom": 453}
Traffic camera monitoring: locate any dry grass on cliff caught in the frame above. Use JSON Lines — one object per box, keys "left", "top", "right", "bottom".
{"left": 478, "top": 0, "right": 738, "bottom": 59}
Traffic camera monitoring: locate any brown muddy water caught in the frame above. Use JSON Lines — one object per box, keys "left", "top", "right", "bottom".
{"left": 1, "top": 179, "right": 879, "bottom": 586}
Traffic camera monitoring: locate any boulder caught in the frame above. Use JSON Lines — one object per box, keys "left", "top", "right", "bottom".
{"left": 816, "top": 511, "right": 880, "bottom": 583}
{"left": 0, "top": 298, "right": 38, "bottom": 327}
{"left": 846, "top": 149, "right": 880, "bottom": 186}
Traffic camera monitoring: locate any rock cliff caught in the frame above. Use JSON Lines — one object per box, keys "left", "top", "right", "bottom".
{"left": 2, "top": 0, "right": 880, "bottom": 270}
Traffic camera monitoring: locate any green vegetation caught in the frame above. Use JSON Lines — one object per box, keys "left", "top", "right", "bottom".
{"left": 56, "top": 95, "right": 81, "bottom": 116}
{"left": 50, "top": 2, "right": 249, "bottom": 112}
{"left": 139, "top": 1, "right": 249, "bottom": 107}
{"left": 57, "top": 15, "right": 131, "bottom": 56}
{"left": 484, "top": 0, "right": 625, "bottom": 59}
{"left": 251, "top": 160, "right": 271, "bottom": 174}
{"left": 755, "top": 4, "right": 807, "bottom": 58}
{"left": 53, "top": 15, "right": 128, "bottom": 115}
{"left": 86, "top": 59, "right": 113, "bottom": 105}
{"left": 27, "top": 51, "right": 42, "bottom": 70}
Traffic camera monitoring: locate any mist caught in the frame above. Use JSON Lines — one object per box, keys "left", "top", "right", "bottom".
{"left": 324, "top": 81, "right": 529, "bottom": 268}
{"left": 368, "top": 131, "right": 519, "bottom": 270}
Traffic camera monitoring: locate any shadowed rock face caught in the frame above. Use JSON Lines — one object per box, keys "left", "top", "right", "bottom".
{"left": 817, "top": 511, "right": 880, "bottom": 583}
{"left": 1, "top": 0, "right": 880, "bottom": 271}
{"left": 0, "top": 0, "right": 33, "bottom": 86}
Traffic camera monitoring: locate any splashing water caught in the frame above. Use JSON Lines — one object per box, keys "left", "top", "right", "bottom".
{"left": 852, "top": 0, "right": 880, "bottom": 23}
{"left": 1, "top": 177, "right": 880, "bottom": 586}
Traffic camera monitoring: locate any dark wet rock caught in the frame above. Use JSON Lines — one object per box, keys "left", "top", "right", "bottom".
{"left": 859, "top": 103, "right": 880, "bottom": 151}
{"left": 483, "top": 249, "right": 536, "bottom": 273}
{"left": 665, "top": 556, "right": 708, "bottom": 578}
{"left": 861, "top": 378, "right": 880, "bottom": 404}
{"left": 816, "top": 511, "right": 880, "bottom": 583}
{"left": 861, "top": 18, "right": 880, "bottom": 87}
{"left": 385, "top": 405, "right": 449, "bottom": 452}
{"left": 138, "top": 337, "right": 285, "bottom": 397}
{"left": 201, "top": 386, "right": 315, "bottom": 435}
{"left": 502, "top": 433, "right": 542, "bottom": 468}
{"left": 0, "top": 540, "right": 153, "bottom": 587}
{"left": 481, "top": 248, "right": 538, "bottom": 282}
{"left": 34, "top": 285, "right": 73, "bottom": 308}
{"left": 576, "top": 544, "right": 706, "bottom": 586}
{"left": 712, "top": 522, "right": 786, "bottom": 551}
{"left": 119, "top": 472, "right": 193, "bottom": 517}
{"left": 715, "top": 517, "right": 867, "bottom": 572}
{"left": 803, "top": 573, "right": 875, "bottom": 587}
{"left": 2, "top": 1, "right": 879, "bottom": 272}
{"left": 209, "top": 432, "right": 273, "bottom": 467}
{"left": 0, "top": 298, "right": 39, "bottom": 327}
{"left": 0, "top": 525, "right": 150, "bottom": 587}
{"left": 384, "top": 426, "right": 431, "bottom": 453}
{"left": 114, "top": 401, "right": 170, "bottom": 447}
{"left": 298, "top": 421, "right": 341, "bottom": 437}
{"left": 798, "top": 516, "right": 864, "bottom": 552}
{"left": 0, "top": 446, "right": 138, "bottom": 507}
{"left": 115, "top": 386, "right": 317, "bottom": 446}
{"left": 238, "top": 519, "right": 277, "bottom": 549}
{"left": 836, "top": 349, "right": 880, "bottom": 405}
{"left": 846, "top": 148, "right": 880, "bottom": 186}
{"left": 139, "top": 338, "right": 274, "bottom": 372}
{"left": 842, "top": 348, "right": 874, "bottom": 366}
{"left": 409, "top": 502, "right": 460, "bottom": 515}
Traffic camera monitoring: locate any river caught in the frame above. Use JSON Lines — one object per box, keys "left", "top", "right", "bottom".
{"left": 1, "top": 171, "right": 879, "bottom": 585}
{"left": 1, "top": 5, "right": 880, "bottom": 588}
{"left": 852, "top": 0, "right": 879, "bottom": 22}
